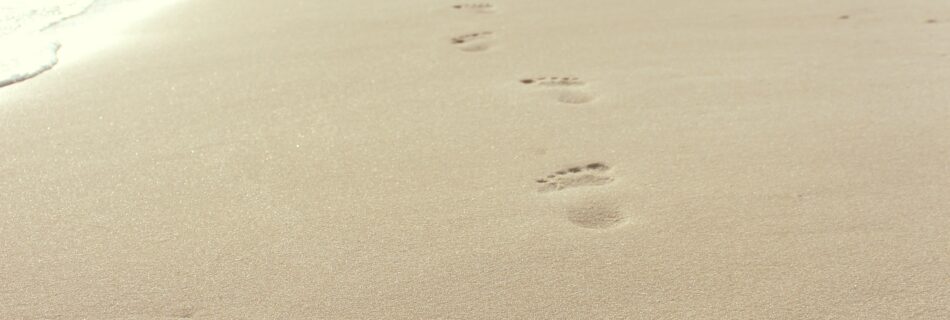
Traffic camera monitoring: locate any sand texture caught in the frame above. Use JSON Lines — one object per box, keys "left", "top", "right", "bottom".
{"left": 2, "top": 0, "right": 950, "bottom": 318}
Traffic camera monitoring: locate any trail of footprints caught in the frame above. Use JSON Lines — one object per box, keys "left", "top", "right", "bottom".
{"left": 447, "top": 4, "right": 619, "bottom": 229}
{"left": 440, "top": 6, "right": 945, "bottom": 230}
{"left": 447, "top": 4, "right": 595, "bottom": 104}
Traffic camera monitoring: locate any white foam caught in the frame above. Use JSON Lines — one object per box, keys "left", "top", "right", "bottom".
{"left": 0, "top": 0, "right": 95, "bottom": 34}
{"left": 0, "top": 0, "right": 180, "bottom": 89}
{"left": 0, "top": 36, "right": 60, "bottom": 87}
{"left": 0, "top": 0, "right": 93, "bottom": 87}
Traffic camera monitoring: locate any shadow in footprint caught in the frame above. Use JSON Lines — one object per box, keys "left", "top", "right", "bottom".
{"left": 536, "top": 162, "right": 613, "bottom": 193}
{"left": 451, "top": 31, "right": 494, "bottom": 52}
{"left": 520, "top": 76, "right": 595, "bottom": 104}
{"left": 452, "top": 3, "right": 495, "bottom": 14}
{"left": 520, "top": 76, "right": 585, "bottom": 86}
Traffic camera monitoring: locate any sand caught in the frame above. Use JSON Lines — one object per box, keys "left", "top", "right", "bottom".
{"left": 2, "top": 0, "right": 950, "bottom": 318}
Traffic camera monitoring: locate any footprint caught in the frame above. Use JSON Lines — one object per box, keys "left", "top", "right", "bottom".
{"left": 536, "top": 162, "right": 613, "bottom": 193}
{"left": 519, "top": 77, "right": 594, "bottom": 104}
{"left": 452, "top": 3, "right": 495, "bottom": 13}
{"left": 451, "top": 31, "right": 494, "bottom": 52}
{"left": 519, "top": 76, "right": 585, "bottom": 86}
{"left": 536, "top": 163, "right": 628, "bottom": 229}
{"left": 566, "top": 200, "right": 627, "bottom": 229}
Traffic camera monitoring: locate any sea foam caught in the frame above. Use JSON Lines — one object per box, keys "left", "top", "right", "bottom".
{"left": 0, "top": 36, "right": 60, "bottom": 87}
{"left": 0, "top": 0, "right": 93, "bottom": 87}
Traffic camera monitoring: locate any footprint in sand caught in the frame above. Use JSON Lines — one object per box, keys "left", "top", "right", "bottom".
{"left": 566, "top": 200, "right": 626, "bottom": 229}
{"left": 452, "top": 3, "right": 495, "bottom": 14}
{"left": 535, "top": 162, "right": 627, "bottom": 229}
{"left": 451, "top": 31, "right": 494, "bottom": 52}
{"left": 519, "top": 76, "right": 595, "bottom": 104}
{"left": 535, "top": 162, "right": 613, "bottom": 193}
{"left": 520, "top": 76, "right": 585, "bottom": 86}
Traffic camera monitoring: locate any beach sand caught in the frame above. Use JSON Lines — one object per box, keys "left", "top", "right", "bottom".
{"left": 2, "top": 0, "right": 949, "bottom": 318}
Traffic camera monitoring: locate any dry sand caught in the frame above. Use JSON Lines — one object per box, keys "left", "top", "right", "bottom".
{"left": 2, "top": 0, "right": 950, "bottom": 318}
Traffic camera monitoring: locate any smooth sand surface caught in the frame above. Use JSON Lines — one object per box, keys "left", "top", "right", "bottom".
{"left": 2, "top": 0, "right": 950, "bottom": 318}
